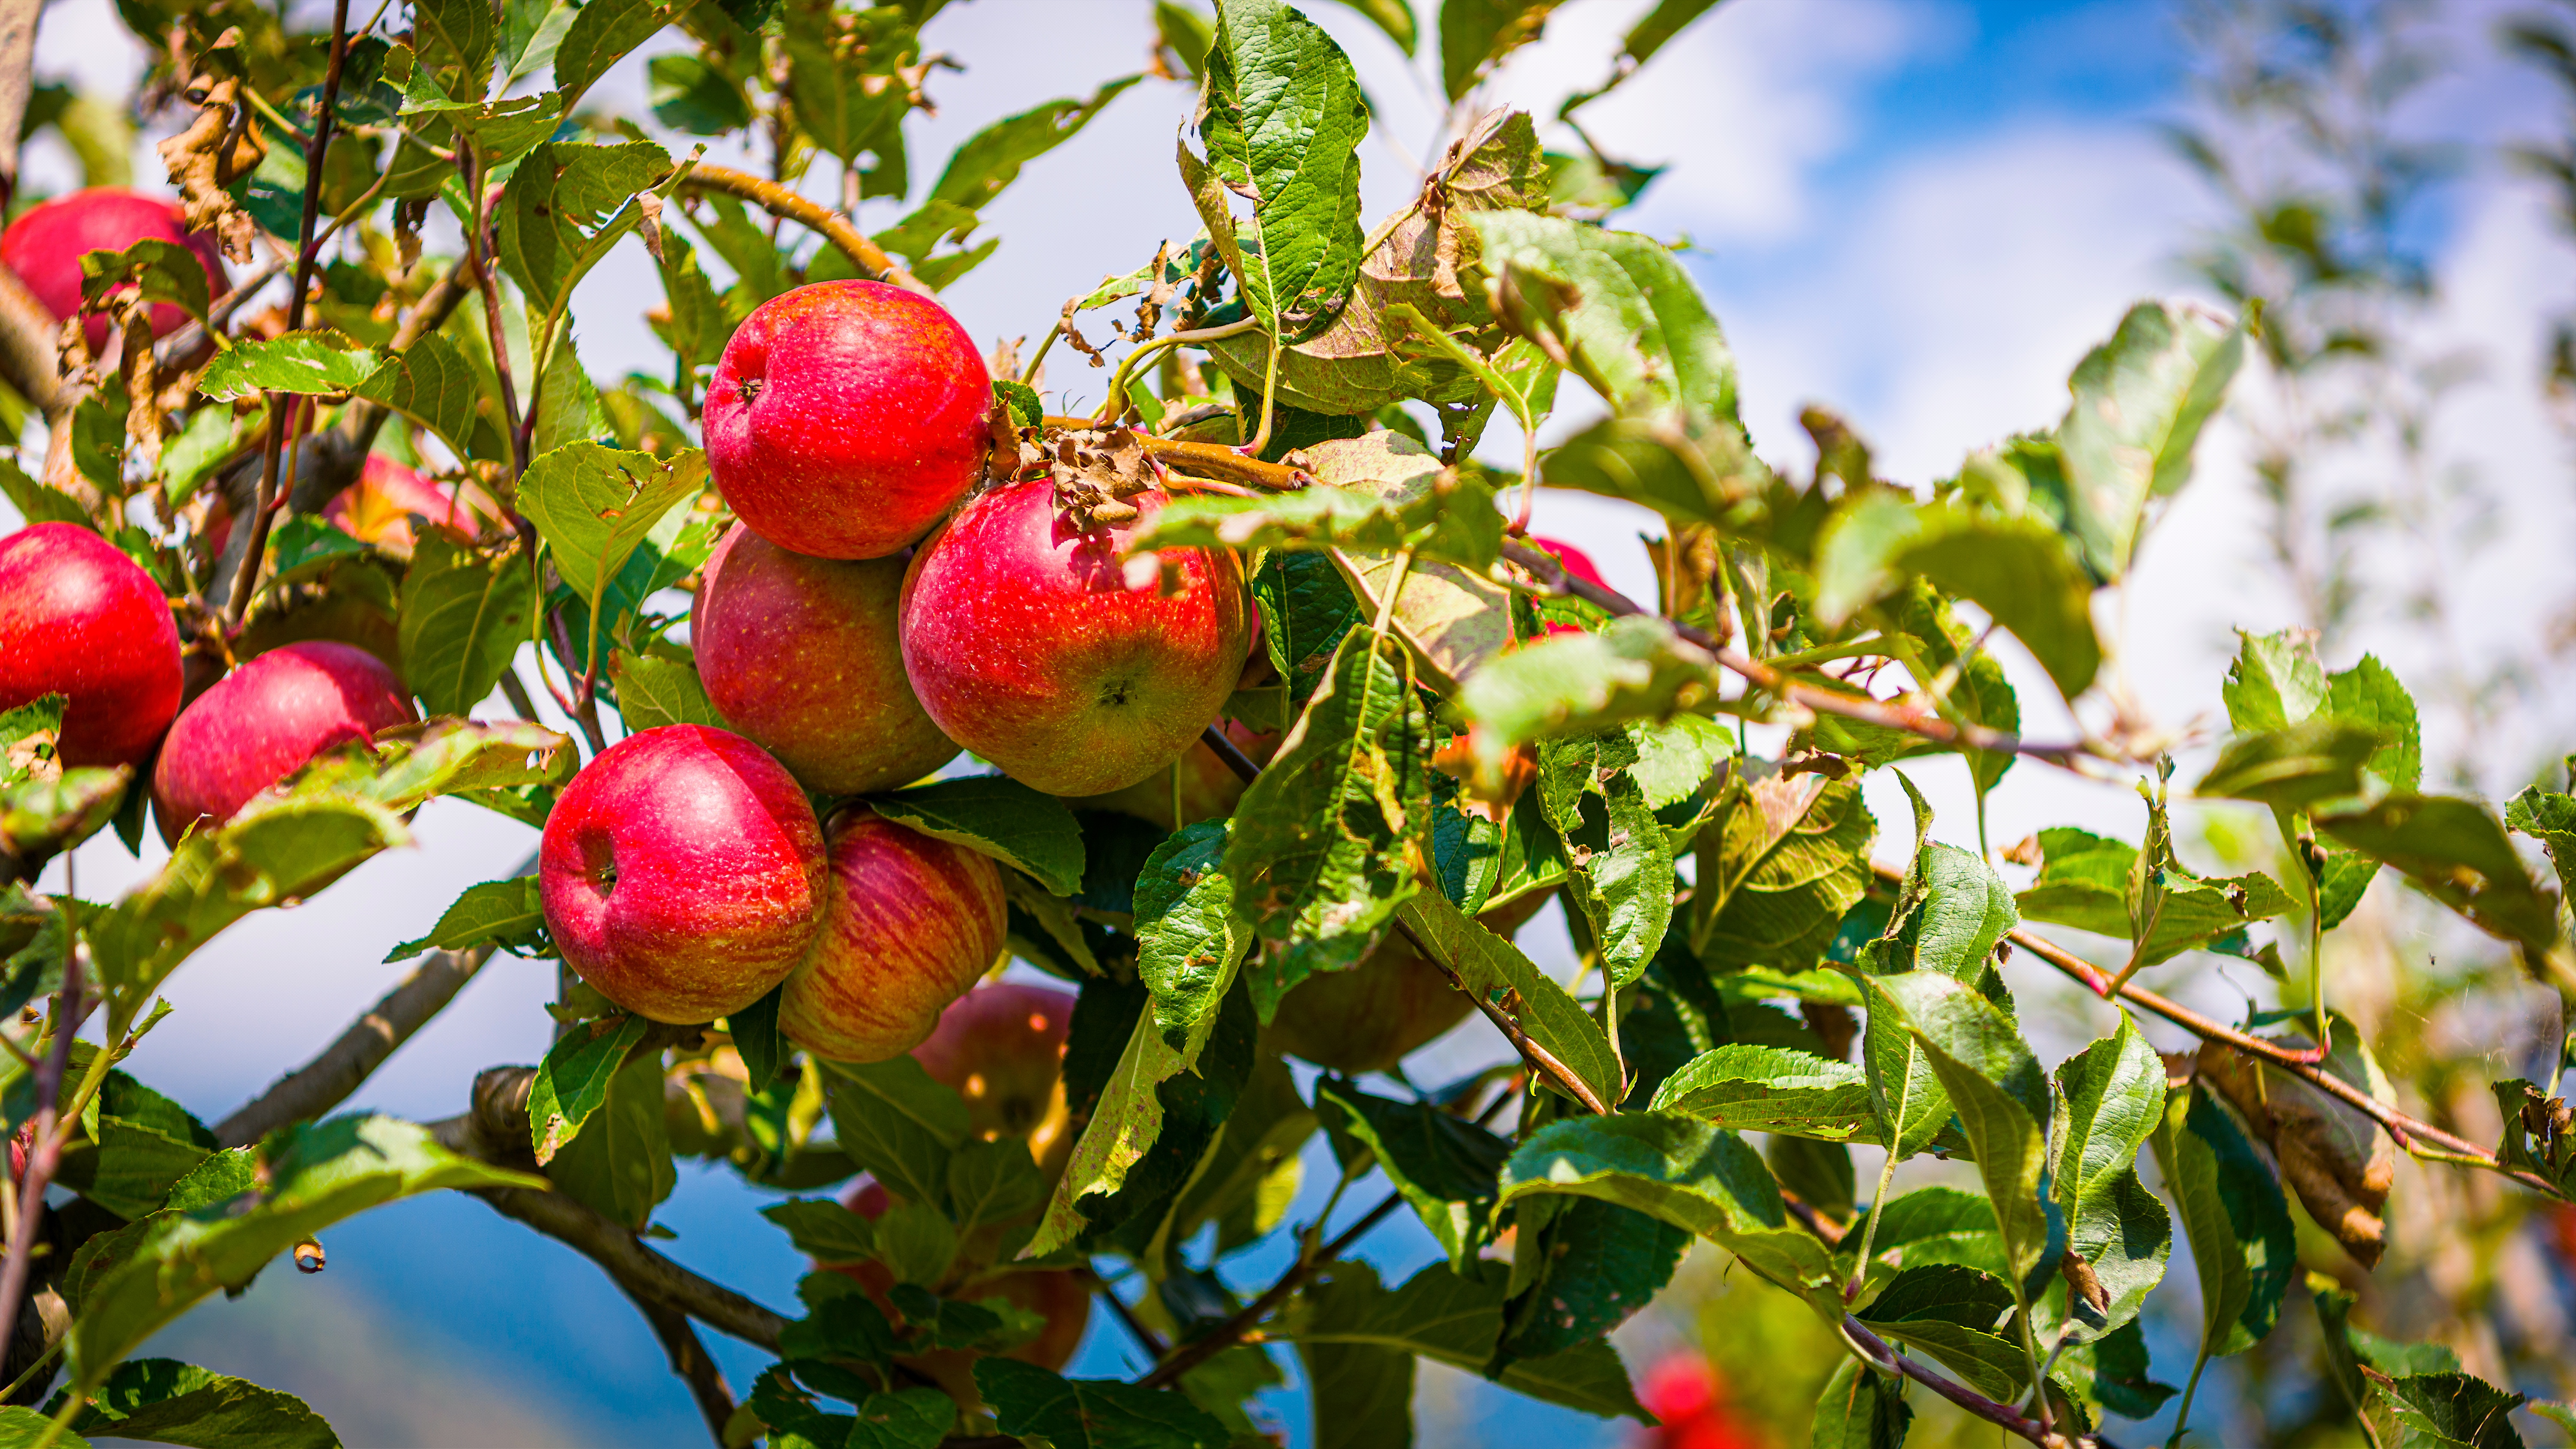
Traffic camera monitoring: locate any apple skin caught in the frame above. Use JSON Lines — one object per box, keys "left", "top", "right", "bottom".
{"left": 911, "top": 981, "right": 1077, "bottom": 1179}
{"left": 693, "top": 522, "right": 957, "bottom": 796}
{"left": 1527, "top": 535, "right": 1606, "bottom": 638}
{"left": 833, "top": 1178, "right": 1092, "bottom": 1402}
{"left": 0, "top": 189, "right": 229, "bottom": 354}
{"left": 541, "top": 724, "right": 827, "bottom": 1024}
{"left": 899, "top": 481, "right": 1252, "bottom": 797}
{"left": 0, "top": 523, "right": 183, "bottom": 769}
{"left": 780, "top": 806, "right": 1006, "bottom": 1062}
{"left": 149, "top": 639, "right": 416, "bottom": 842}
{"left": 702, "top": 280, "right": 990, "bottom": 560}
{"left": 1266, "top": 887, "right": 1554, "bottom": 1074}
{"left": 1067, "top": 718, "right": 1277, "bottom": 832}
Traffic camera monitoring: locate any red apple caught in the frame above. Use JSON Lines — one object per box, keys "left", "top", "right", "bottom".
{"left": 692, "top": 522, "right": 957, "bottom": 796}
{"left": 0, "top": 188, "right": 228, "bottom": 354}
{"left": 911, "top": 982, "right": 1076, "bottom": 1178}
{"left": 834, "top": 1178, "right": 1092, "bottom": 1396}
{"left": 0, "top": 523, "right": 182, "bottom": 769}
{"left": 703, "top": 280, "right": 989, "bottom": 560}
{"left": 1528, "top": 535, "right": 1606, "bottom": 638}
{"left": 150, "top": 639, "right": 417, "bottom": 843}
{"left": 779, "top": 806, "right": 1005, "bottom": 1062}
{"left": 899, "top": 481, "right": 1252, "bottom": 797}
{"left": 1266, "top": 888, "right": 1554, "bottom": 1074}
{"left": 1067, "top": 718, "right": 1277, "bottom": 832}
{"left": 320, "top": 455, "right": 498, "bottom": 551}
{"left": 541, "top": 724, "right": 827, "bottom": 1024}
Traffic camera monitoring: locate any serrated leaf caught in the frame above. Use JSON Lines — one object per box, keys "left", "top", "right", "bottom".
{"left": 1284, "top": 1258, "right": 1647, "bottom": 1420}
{"left": 1470, "top": 211, "right": 1736, "bottom": 423}
{"left": 1689, "top": 773, "right": 1874, "bottom": 975}
{"left": 1252, "top": 549, "right": 1364, "bottom": 705}
{"left": 1810, "top": 1356, "right": 1911, "bottom": 1449}
{"left": 946, "top": 1138, "right": 1048, "bottom": 1231}
{"left": 66, "top": 1117, "right": 543, "bottom": 1389}
{"left": 553, "top": 0, "right": 665, "bottom": 105}
{"left": 2196, "top": 719, "right": 2384, "bottom": 810}
{"left": 47, "top": 1358, "right": 338, "bottom": 1449}
{"left": 1854, "top": 1262, "right": 2026, "bottom": 1400}
{"left": 2050, "top": 1017, "right": 2170, "bottom": 1333}
{"left": 546, "top": 1051, "right": 674, "bottom": 1227}
{"left": 1439, "top": 0, "right": 1562, "bottom": 99}
{"left": 1297, "top": 1264, "right": 1414, "bottom": 1449}
{"left": 604, "top": 649, "right": 719, "bottom": 731}
{"left": 517, "top": 441, "right": 705, "bottom": 605}
{"left": 1196, "top": 0, "right": 1370, "bottom": 340}
{"left": 760, "top": 1197, "right": 878, "bottom": 1265}
{"left": 2151, "top": 1080, "right": 2295, "bottom": 1367}
{"left": 397, "top": 535, "right": 534, "bottom": 717}
{"left": 2014, "top": 826, "right": 2296, "bottom": 970}
{"left": 824, "top": 1055, "right": 970, "bottom": 1210}
{"left": 2054, "top": 299, "right": 2245, "bottom": 581}
{"left": 1134, "top": 821, "right": 1251, "bottom": 1053}
{"left": 1137, "top": 448, "right": 1497, "bottom": 569}
{"left": 79, "top": 238, "right": 211, "bottom": 322}
{"left": 1457, "top": 616, "right": 1720, "bottom": 794}
{"left": 353, "top": 333, "right": 490, "bottom": 464}
{"left": 863, "top": 775, "right": 1083, "bottom": 896}
{"left": 1314, "top": 1076, "right": 1509, "bottom": 1270}
{"left": 527, "top": 1013, "right": 649, "bottom": 1163}
{"left": 2320, "top": 793, "right": 2564, "bottom": 966}
{"left": 2507, "top": 783, "right": 2576, "bottom": 905}
{"left": 1535, "top": 729, "right": 1670, "bottom": 989}
{"left": 1813, "top": 495, "right": 2103, "bottom": 698}
{"left": 383, "top": 876, "right": 545, "bottom": 962}
{"left": 195, "top": 331, "right": 382, "bottom": 401}
{"left": 1648, "top": 1044, "right": 1877, "bottom": 1140}
{"left": 1395, "top": 888, "right": 1622, "bottom": 1111}
{"left": 496, "top": 141, "right": 670, "bottom": 315}
{"left": 1867, "top": 972, "right": 2053, "bottom": 1294}
{"left": 976, "top": 1360, "right": 1228, "bottom": 1449}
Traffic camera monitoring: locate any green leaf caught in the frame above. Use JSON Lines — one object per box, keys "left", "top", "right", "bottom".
{"left": 1196, "top": 0, "right": 1371, "bottom": 340}
{"left": 1134, "top": 821, "right": 1252, "bottom": 1053}
{"left": 823, "top": 1055, "right": 970, "bottom": 1211}
{"left": 66, "top": 1117, "right": 543, "bottom": 1389}
{"left": 1253, "top": 549, "right": 1365, "bottom": 705}
{"left": 2377, "top": 1372, "right": 2528, "bottom": 1449}
{"left": 548, "top": 1052, "right": 675, "bottom": 1227}
{"left": 0, "top": 457, "right": 92, "bottom": 528}
{"left": 1810, "top": 1356, "right": 1911, "bottom": 1449}
{"left": 2013, "top": 826, "right": 2297, "bottom": 970}
{"left": 1498, "top": 1195, "right": 1690, "bottom": 1360}
{"left": 195, "top": 331, "right": 381, "bottom": 401}
{"left": 647, "top": 54, "right": 751, "bottom": 134}
{"left": 1813, "top": 497, "right": 2103, "bottom": 698}
{"left": 0, "top": 1408, "right": 88, "bottom": 1446}
{"left": 413, "top": 0, "right": 498, "bottom": 95}
{"left": 866, "top": 775, "right": 1084, "bottom": 897}
{"left": 945, "top": 1138, "right": 1047, "bottom": 1231}
{"left": 1284, "top": 1258, "right": 1647, "bottom": 1420}
{"left": 976, "top": 1360, "right": 1228, "bottom": 1449}
{"left": 79, "top": 238, "right": 211, "bottom": 322}
{"left": 517, "top": 442, "right": 706, "bottom": 639}
{"left": 2054, "top": 1319, "right": 2177, "bottom": 1423}
{"left": 496, "top": 142, "right": 670, "bottom": 316}
{"left": 1439, "top": 0, "right": 1564, "bottom": 100}
{"left": 1314, "top": 1076, "right": 1510, "bottom": 1270}
{"left": 2196, "top": 719, "right": 2384, "bottom": 810}
{"left": 2319, "top": 793, "right": 2564, "bottom": 967}
{"left": 52, "top": 1358, "right": 338, "bottom": 1449}
{"left": 1395, "top": 888, "right": 1623, "bottom": 1112}
{"left": 382, "top": 876, "right": 546, "bottom": 962}
{"left": 1647, "top": 1044, "right": 1877, "bottom": 1141}
{"left": 2050, "top": 1018, "right": 2170, "bottom": 1333}
{"left": 1136, "top": 443, "right": 1499, "bottom": 570}
{"left": 526, "top": 1012, "right": 649, "bottom": 1163}
{"left": 1470, "top": 211, "right": 1736, "bottom": 424}
{"left": 1321, "top": 0, "right": 1416, "bottom": 54}
{"left": 1866, "top": 972, "right": 2053, "bottom": 1291}
{"left": 1226, "top": 628, "right": 1430, "bottom": 1013}
{"left": 353, "top": 334, "right": 491, "bottom": 464}
{"left": 760, "top": 1197, "right": 877, "bottom": 1266}
{"left": 1497, "top": 1112, "right": 1840, "bottom": 1316}
{"left": 1854, "top": 1263, "right": 2026, "bottom": 1401}
{"left": 1455, "top": 617, "right": 1718, "bottom": 793}
{"left": 606, "top": 649, "right": 721, "bottom": 730}
{"left": 1297, "top": 1264, "right": 1414, "bottom": 1449}
{"left": 1534, "top": 730, "right": 1670, "bottom": 990}
{"left": 2053, "top": 299, "right": 2245, "bottom": 581}
{"left": 552, "top": 0, "right": 666, "bottom": 106}
{"left": 0, "top": 769, "right": 128, "bottom": 866}
{"left": 2150, "top": 1080, "right": 2295, "bottom": 1364}
{"left": 57, "top": 1072, "right": 215, "bottom": 1221}
{"left": 397, "top": 535, "right": 536, "bottom": 717}
{"left": 2507, "top": 782, "right": 2576, "bottom": 905}
{"left": 1688, "top": 773, "right": 1875, "bottom": 975}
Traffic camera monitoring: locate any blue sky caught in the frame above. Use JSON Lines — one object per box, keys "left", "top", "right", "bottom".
{"left": 15, "top": 0, "right": 2576, "bottom": 1443}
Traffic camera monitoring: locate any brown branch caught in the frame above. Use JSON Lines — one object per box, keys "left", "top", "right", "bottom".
{"left": 679, "top": 165, "right": 926, "bottom": 296}
{"left": 1135, "top": 1190, "right": 1406, "bottom": 1390}
{"left": 1398, "top": 918, "right": 1610, "bottom": 1115}
{"left": 1840, "top": 1315, "right": 2055, "bottom": 1446}
{"left": 1086, "top": 1270, "right": 1169, "bottom": 1360}
{"left": 623, "top": 1286, "right": 736, "bottom": 1446}
{"left": 1199, "top": 723, "right": 1261, "bottom": 785}
{"left": 213, "top": 945, "right": 496, "bottom": 1149}
{"left": 0, "top": 0, "right": 36, "bottom": 215}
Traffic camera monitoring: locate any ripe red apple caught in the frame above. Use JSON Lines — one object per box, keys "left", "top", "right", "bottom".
{"left": 150, "top": 639, "right": 417, "bottom": 843}
{"left": 1527, "top": 534, "right": 1606, "bottom": 638}
{"left": 911, "top": 982, "right": 1076, "bottom": 1178}
{"left": 703, "top": 280, "right": 990, "bottom": 560}
{"left": 0, "top": 188, "right": 228, "bottom": 354}
{"left": 321, "top": 455, "right": 498, "bottom": 551}
{"left": 833, "top": 1178, "right": 1092, "bottom": 1401}
{"left": 899, "top": 481, "right": 1252, "bottom": 797}
{"left": 1266, "top": 888, "right": 1554, "bottom": 1074}
{"left": 779, "top": 806, "right": 1005, "bottom": 1062}
{"left": 1067, "top": 718, "right": 1277, "bottom": 831}
{"left": 0, "top": 523, "right": 183, "bottom": 769}
{"left": 693, "top": 522, "right": 957, "bottom": 796}
{"left": 541, "top": 724, "right": 827, "bottom": 1024}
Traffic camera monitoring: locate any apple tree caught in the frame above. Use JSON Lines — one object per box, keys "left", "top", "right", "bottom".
{"left": 0, "top": 0, "right": 2572, "bottom": 1446}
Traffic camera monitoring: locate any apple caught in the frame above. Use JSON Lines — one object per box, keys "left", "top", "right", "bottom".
{"left": 702, "top": 280, "right": 990, "bottom": 560}
{"left": 0, "top": 188, "right": 229, "bottom": 354}
{"left": 1265, "top": 888, "right": 1554, "bottom": 1074}
{"left": 899, "top": 480, "right": 1252, "bottom": 797}
{"left": 692, "top": 522, "right": 957, "bottom": 796}
{"left": 1067, "top": 718, "right": 1277, "bottom": 832}
{"left": 150, "top": 639, "right": 417, "bottom": 843}
{"left": 833, "top": 1178, "right": 1092, "bottom": 1404}
{"left": 321, "top": 455, "right": 498, "bottom": 551}
{"left": 540, "top": 724, "right": 827, "bottom": 1024}
{"left": 779, "top": 806, "right": 1005, "bottom": 1062}
{"left": 0, "top": 522, "right": 183, "bottom": 769}
{"left": 911, "top": 981, "right": 1077, "bottom": 1178}
{"left": 1527, "top": 535, "right": 1606, "bottom": 638}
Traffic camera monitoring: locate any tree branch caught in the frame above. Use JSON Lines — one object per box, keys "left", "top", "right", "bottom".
{"left": 1839, "top": 1315, "right": 2058, "bottom": 1446}
{"left": 621, "top": 1285, "right": 737, "bottom": 1447}
{"left": 0, "top": 0, "right": 39, "bottom": 212}
{"left": 678, "top": 165, "right": 926, "bottom": 296}
{"left": 213, "top": 946, "right": 495, "bottom": 1149}
{"left": 1135, "top": 1190, "right": 1406, "bottom": 1390}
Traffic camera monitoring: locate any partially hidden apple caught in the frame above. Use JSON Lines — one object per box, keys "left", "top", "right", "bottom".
{"left": 833, "top": 1177, "right": 1091, "bottom": 1404}
{"left": 150, "top": 639, "right": 416, "bottom": 843}
{"left": 899, "top": 480, "right": 1251, "bottom": 797}
{"left": 1527, "top": 534, "right": 1607, "bottom": 638}
{"left": 1266, "top": 887, "right": 1555, "bottom": 1074}
{"left": 779, "top": 806, "right": 1005, "bottom": 1062}
{"left": 0, "top": 522, "right": 183, "bottom": 769}
{"left": 0, "top": 188, "right": 228, "bottom": 354}
{"left": 911, "top": 981, "right": 1077, "bottom": 1179}
{"left": 703, "top": 280, "right": 990, "bottom": 560}
{"left": 322, "top": 455, "right": 498, "bottom": 551}
{"left": 1067, "top": 717, "right": 1277, "bottom": 832}
{"left": 693, "top": 522, "right": 956, "bottom": 796}
{"left": 541, "top": 724, "right": 827, "bottom": 1023}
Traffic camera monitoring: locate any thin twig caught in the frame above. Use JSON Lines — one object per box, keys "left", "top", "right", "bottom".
{"left": 678, "top": 164, "right": 926, "bottom": 295}
{"left": 1199, "top": 724, "right": 1261, "bottom": 785}
{"left": 622, "top": 1285, "right": 736, "bottom": 1447}
{"left": 1088, "top": 1271, "right": 1170, "bottom": 1360}
{"left": 213, "top": 945, "right": 499, "bottom": 1148}
{"left": 1840, "top": 1315, "right": 2054, "bottom": 1446}
{"left": 0, "top": 945, "right": 79, "bottom": 1354}
{"left": 1135, "top": 1191, "right": 1407, "bottom": 1389}
{"left": 472, "top": 1181, "right": 790, "bottom": 1351}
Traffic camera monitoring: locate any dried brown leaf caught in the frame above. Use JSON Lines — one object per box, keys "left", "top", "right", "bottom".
{"left": 2197, "top": 1040, "right": 2397, "bottom": 1267}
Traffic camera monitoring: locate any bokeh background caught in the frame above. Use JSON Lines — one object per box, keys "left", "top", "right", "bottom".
{"left": 9, "top": 0, "right": 2576, "bottom": 1443}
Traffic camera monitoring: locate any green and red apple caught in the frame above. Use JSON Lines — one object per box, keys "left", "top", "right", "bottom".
{"left": 778, "top": 806, "right": 1005, "bottom": 1062}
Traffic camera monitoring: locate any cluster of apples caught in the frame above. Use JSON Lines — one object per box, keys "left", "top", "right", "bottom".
{"left": 542, "top": 279, "right": 1252, "bottom": 1064}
